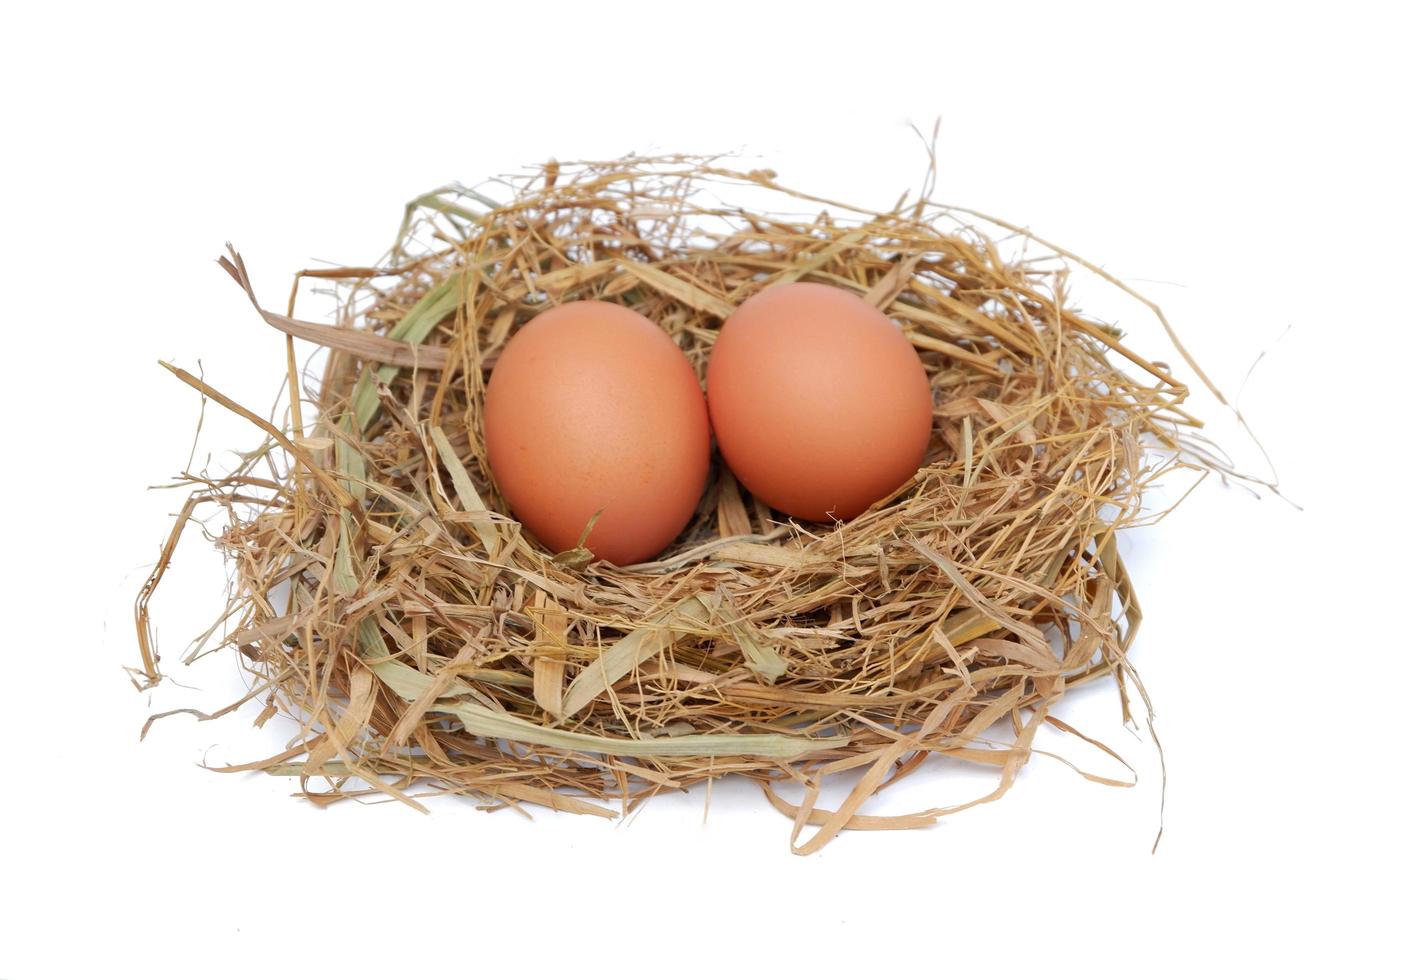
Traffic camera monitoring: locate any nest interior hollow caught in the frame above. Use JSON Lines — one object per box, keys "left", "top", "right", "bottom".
{"left": 137, "top": 155, "right": 1204, "bottom": 854}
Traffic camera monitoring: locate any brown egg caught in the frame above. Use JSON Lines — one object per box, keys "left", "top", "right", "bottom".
{"left": 484, "top": 301, "right": 710, "bottom": 565}
{"left": 707, "top": 283, "right": 933, "bottom": 522}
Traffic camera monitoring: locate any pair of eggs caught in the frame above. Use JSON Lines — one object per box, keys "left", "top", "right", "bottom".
{"left": 483, "top": 283, "right": 934, "bottom": 565}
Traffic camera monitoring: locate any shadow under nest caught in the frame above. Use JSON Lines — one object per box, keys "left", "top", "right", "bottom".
{"left": 136, "top": 155, "right": 1210, "bottom": 854}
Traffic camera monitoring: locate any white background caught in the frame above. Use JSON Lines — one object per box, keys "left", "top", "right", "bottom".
{"left": 2, "top": 2, "right": 1412, "bottom": 977}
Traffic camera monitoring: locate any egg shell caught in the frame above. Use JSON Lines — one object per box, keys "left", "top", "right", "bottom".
{"left": 706, "top": 283, "right": 934, "bottom": 522}
{"left": 484, "top": 301, "right": 710, "bottom": 565}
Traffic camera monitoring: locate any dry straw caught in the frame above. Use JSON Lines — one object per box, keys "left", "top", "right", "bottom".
{"left": 134, "top": 153, "right": 1220, "bottom": 853}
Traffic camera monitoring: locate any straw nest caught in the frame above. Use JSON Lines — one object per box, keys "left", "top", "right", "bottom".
{"left": 135, "top": 154, "right": 1216, "bottom": 853}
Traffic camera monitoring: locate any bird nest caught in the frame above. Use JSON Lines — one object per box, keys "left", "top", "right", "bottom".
{"left": 135, "top": 155, "right": 1213, "bottom": 853}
